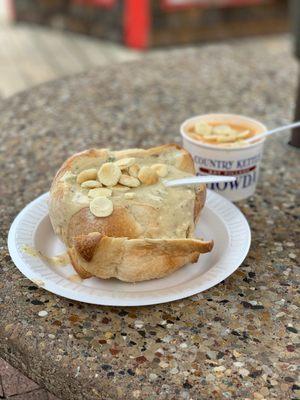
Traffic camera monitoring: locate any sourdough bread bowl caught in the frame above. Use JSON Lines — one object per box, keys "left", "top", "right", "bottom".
{"left": 49, "top": 144, "right": 213, "bottom": 282}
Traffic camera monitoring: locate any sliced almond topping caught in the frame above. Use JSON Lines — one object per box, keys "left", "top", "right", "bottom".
{"left": 202, "top": 134, "right": 220, "bottom": 141}
{"left": 150, "top": 163, "right": 168, "bottom": 178}
{"left": 88, "top": 188, "right": 112, "bottom": 198}
{"left": 81, "top": 180, "right": 102, "bottom": 189}
{"left": 97, "top": 163, "right": 121, "bottom": 186}
{"left": 138, "top": 166, "right": 158, "bottom": 185}
{"left": 115, "top": 157, "right": 136, "bottom": 170}
{"left": 112, "top": 184, "right": 130, "bottom": 192}
{"left": 90, "top": 196, "right": 113, "bottom": 217}
{"left": 212, "top": 124, "right": 233, "bottom": 136}
{"left": 194, "top": 121, "right": 212, "bottom": 136}
{"left": 188, "top": 132, "right": 203, "bottom": 141}
{"left": 124, "top": 192, "right": 136, "bottom": 199}
{"left": 60, "top": 171, "right": 76, "bottom": 183}
{"left": 76, "top": 168, "right": 97, "bottom": 184}
{"left": 236, "top": 130, "right": 251, "bottom": 139}
{"left": 119, "top": 174, "right": 140, "bottom": 188}
{"left": 216, "top": 135, "right": 237, "bottom": 143}
{"left": 128, "top": 164, "right": 140, "bottom": 178}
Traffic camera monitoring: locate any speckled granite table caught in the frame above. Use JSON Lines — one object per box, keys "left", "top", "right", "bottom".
{"left": 0, "top": 36, "right": 299, "bottom": 400}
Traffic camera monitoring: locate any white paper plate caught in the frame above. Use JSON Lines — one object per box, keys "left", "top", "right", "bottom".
{"left": 8, "top": 191, "right": 251, "bottom": 306}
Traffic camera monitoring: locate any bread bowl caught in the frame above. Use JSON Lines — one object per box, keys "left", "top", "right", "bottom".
{"left": 49, "top": 144, "right": 213, "bottom": 282}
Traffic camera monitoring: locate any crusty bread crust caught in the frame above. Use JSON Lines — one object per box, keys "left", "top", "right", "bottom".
{"left": 68, "top": 235, "right": 213, "bottom": 282}
{"left": 49, "top": 144, "right": 212, "bottom": 282}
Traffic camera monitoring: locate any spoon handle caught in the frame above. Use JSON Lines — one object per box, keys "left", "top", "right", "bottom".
{"left": 164, "top": 175, "right": 236, "bottom": 187}
{"left": 247, "top": 121, "right": 300, "bottom": 143}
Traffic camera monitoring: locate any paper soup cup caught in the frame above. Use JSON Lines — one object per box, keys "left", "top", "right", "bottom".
{"left": 180, "top": 114, "right": 267, "bottom": 201}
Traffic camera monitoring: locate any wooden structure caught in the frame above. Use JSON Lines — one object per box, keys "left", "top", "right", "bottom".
{"left": 12, "top": 0, "right": 289, "bottom": 49}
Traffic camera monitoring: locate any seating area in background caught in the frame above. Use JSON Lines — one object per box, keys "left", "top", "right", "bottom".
{"left": 13, "top": 0, "right": 289, "bottom": 49}
{"left": 0, "top": 16, "right": 138, "bottom": 97}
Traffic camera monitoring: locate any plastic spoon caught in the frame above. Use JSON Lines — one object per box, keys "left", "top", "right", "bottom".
{"left": 246, "top": 121, "right": 300, "bottom": 143}
{"left": 164, "top": 175, "right": 236, "bottom": 188}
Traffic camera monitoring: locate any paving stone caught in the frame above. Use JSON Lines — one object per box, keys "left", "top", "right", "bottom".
{"left": 0, "top": 358, "right": 39, "bottom": 397}
{"left": 47, "top": 393, "right": 61, "bottom": 400}
{"left": 9, "top": 389, "right": 48, "bottom": 400}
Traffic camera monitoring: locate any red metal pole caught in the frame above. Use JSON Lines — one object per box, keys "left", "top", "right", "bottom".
{"left": 6, "top": 0, "right": 15, "bottom": 20}
{"left": 123, "top": 0, "right": 150, "bottom": 50}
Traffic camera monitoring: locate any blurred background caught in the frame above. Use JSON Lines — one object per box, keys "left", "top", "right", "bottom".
{"left": 0, "top": 0, "right": 291, "bottom": 97}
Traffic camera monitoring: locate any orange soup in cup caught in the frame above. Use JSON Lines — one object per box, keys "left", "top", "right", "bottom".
{"left": 186, "top": 120, "right": 261, "bottom": 147}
